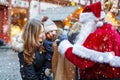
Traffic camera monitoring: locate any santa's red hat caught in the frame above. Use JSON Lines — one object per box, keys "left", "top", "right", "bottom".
{"left": 79, "top": 1, "right": 105, "bottom": 23}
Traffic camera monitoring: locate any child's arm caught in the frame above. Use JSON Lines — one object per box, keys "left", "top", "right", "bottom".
{"left": 44, "top": 40, "right": 53, "bottom": 53}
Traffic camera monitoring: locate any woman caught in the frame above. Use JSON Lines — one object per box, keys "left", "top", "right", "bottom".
{"left": 18, "top": 19, "right": 49, "bottom": 80}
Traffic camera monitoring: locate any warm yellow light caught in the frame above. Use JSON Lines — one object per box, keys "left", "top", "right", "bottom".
{"left": 107, "top": 12, "right": 113, "bottom": 18}
{"left": 65, "top": 18, "right": 68, "bottom": 21}
{"left": 114, "top": 21, "right": 118, "bottom": 24}
{"left": 11, "top": 11, "right": 14, "bottom": 15}
{"left": 109, "top": 14, "right": 113, "bottom": 18}
{"left": 24, "top": 18, "right": 27, "bottom": 21}
{"left": 70, "top": 14, "right": 72, "bottom": 16}
{"left": 71, "top": 1, "right": 75, "bottom": 6}
{"left": 10, "top": 25, "right": 21, "bottom": 37}
{"left": 78, "top": 7, "right": 81, "bottom": 9}
{"left": 80, "top": 10, "right": 83, "bottom": 13}
{"left": 112, "top": 18, "right": 115, "bottom": 21}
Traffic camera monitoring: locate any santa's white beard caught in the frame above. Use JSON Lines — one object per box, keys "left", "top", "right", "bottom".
{"left": 75, "top": 21, "right": 97, "bottom": 44}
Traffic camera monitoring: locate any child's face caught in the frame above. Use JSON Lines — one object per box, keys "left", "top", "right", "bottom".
{"left": 39, "top": 26, "right": 46, "bottom": 42}
{"left": 46, "top": 30, "right": 57, "bottom": 40}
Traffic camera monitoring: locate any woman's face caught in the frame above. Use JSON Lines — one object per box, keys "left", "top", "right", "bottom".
{"left": 39, "top": 26, "right": 46, "bottom": 42}
{"left": 46, "top": 30, "right": 57, "bottom": 40}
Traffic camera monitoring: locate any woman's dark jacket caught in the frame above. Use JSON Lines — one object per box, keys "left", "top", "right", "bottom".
{"left": 11, "top": 33, "right": 49, "bottom": 80}
{"left": 18, "top": 51, "right": 47, "bottom": 80}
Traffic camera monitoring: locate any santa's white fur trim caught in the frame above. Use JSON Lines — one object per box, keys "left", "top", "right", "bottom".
{"left": 58, "top": 40, "right": 73, "bottom": 56}
{"left": 73, "top": 44, "right": 120, "bottom": 67}
{"left": 79, "top": 12, "right": 97, "bottom": 23}
{"left": 109, "top": 56, "right": 120, "bottom": 67}
{"left": 79, "top": 11, "right": 106, "bottom": 23}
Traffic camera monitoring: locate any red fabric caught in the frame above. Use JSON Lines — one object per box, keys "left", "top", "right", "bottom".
{"left": 83, "top": 23, "right": 120, "bottom": 56}
{"left": 65, "top": 47, "right": 95, "bottom": 70}
{"left": 83, "top": 1, "right": 101, "bottom": 18}
{"left": 64, "top": 23, "right": 120, "bottom": 79}
{"left": 0, "top": 33, "right": 10, "bottom": 43}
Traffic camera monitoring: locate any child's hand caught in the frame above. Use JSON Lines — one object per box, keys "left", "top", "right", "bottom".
{"left": 57, "top": 34, "right": 68, "bottom": 45}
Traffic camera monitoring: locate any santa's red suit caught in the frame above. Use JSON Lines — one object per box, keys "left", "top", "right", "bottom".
{"left": 58, "top": 2, "right": 120, "bottom": 80}
{"left": 59, "top": 23, "right": 120, "bottom": 79}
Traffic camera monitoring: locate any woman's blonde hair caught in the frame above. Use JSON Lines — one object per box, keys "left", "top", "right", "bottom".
{"left": 22, "top": 19, "right": 44, "bottom": 64}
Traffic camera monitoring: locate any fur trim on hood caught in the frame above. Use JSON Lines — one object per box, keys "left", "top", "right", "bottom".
{"left": 11, "top": 32, "right": 24, "bottom": 52}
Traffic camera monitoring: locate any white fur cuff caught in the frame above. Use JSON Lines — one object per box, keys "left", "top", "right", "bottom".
{"left": 58, "top": 40, "right": 73, "bottom": 56}
{"left": 73, "top": 44, "right": 120, "bottom": 67}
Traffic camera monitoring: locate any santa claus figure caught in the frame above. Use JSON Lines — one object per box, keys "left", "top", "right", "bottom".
{"left": 58, "top": 1, "right": 120, "bottom": 80}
